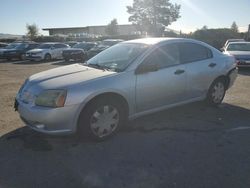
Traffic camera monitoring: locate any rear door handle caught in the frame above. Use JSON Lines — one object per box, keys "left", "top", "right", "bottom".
{"left": 209, "top": 63, "right": 217, "bottom": 68}
{"left": 174, "top": 69, "right": 185, "bottom": 75}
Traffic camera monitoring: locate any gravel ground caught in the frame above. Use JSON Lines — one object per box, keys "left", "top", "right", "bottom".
{"left": 0, "top": 59, "right": 250, "bottom": 188}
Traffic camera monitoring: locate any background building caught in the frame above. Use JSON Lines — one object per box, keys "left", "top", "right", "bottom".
{"left": 43, "top": 24, "right": 139, "bottom": 37}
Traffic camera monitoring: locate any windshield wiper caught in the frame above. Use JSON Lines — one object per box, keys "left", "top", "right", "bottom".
{"left": 86, "top": 63, "right": 111, "bottom": 71}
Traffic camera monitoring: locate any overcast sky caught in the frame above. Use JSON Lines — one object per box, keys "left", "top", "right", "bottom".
{"left": 0, "top": 0, "right": 249, "bottom": 35}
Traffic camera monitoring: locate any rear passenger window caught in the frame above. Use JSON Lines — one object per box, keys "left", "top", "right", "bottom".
{"left": 179, "top": 42, "right": 213, "bottom": 63}
{"left": 143, "top": 43, "right": 180, "bottom": 69}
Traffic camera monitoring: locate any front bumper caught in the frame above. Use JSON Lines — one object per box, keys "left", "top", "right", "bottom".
{"left": 0, "top": 54, "right": 17, "bottom": 59}
{"left": 26, "top": 55, "right": 43, "bottom": 61}
{"left": 16, "top": 99, "right": 80, "bottom": 135}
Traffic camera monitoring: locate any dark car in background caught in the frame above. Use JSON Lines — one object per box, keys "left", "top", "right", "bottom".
{"left": 0, "top": 41, "right": 39, "bottom": 60}
{"left": 65, "top": 41, "right": 79, "bottom": 47}
{"left": 62, "top": 42, "right": 96, "bottom": 61}
{"left": 87, "top": 39, "right": 124, "bottom": 59}
{"left": 0, "top": 42, "right": 8, "bottom": 48}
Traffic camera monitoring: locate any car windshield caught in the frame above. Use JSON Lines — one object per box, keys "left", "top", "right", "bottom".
{"left": 73, "top": 43, "right": 87, "bottom": 49}
{"left": 86, "top": 43, "right": 149, "bottom": 72}
{"left": 16, "top": 43, "right": 29, "bottom": 50}
{"left": 227, "top": 43, "right": 250, "bottom": 51}
{"left": 5, "top": 43, "right": 22, "bottom": 49}
{"left": 38, "top": 43, "right": 53, "bottom": 49}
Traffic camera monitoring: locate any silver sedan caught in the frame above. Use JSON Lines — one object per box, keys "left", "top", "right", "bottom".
{"left": 15, "top": 38, "right": 238, "bottom": 140}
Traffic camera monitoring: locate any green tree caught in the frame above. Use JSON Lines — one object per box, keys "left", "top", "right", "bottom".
{"left": 127, "top": 0, "right": 181, "bottom": 36}
{"left": 192, "top": 28, "right": 241, "bottom": 49}
{"left": 26, "top": 23, "right": 39, "bottom": 40}
{"left": 231, "top": 21, "right": 238, "bottom": 33}
{"left": 201, "top": 25, "right": 208, "bottom": 30}
{"left": 105, "top": 19, "right": 119, "bottom": 36}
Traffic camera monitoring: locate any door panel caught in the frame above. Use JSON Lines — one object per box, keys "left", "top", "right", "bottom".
{"left": 135, "top": 43, "right": 187, "bottom": 113}
{"left": 186, "top": 59, "right": 217, "bottom": 98}
{"left": 136, "top": 64, "right": 187, "bottom": 112}
{"left": 178, "top": 42, "right": 217, "bottom": 99}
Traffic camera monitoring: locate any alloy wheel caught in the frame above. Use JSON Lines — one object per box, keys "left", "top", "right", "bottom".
{"left": 211, "top": 82, "right": 225, "bottom": 103}
{"left": 90, "top": 105, "right": 119, "bottom": 138}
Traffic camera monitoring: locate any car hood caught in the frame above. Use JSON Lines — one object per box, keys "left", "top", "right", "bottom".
{"left": 226, "top": 51, "right": 250, "bottom": 60}
{"left": 0, "top": 48, "right": 8, "bottom": 53}
{"left": 28, "top": 63, "right": 116, "bottom": 89}
{"left": 4, "top": 49, "right": 19, "bottom": 52}
{"left": 27, "top": 49, "right": 45, "bottom": 53}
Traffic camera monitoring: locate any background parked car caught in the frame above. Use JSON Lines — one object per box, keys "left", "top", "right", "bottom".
{"left": 0, "top": 42, "right": 8, "bottom": 48}
{"left": 223, "top": 41, "right": 250, "bottom": 67}
{"left": 26, "top": 42, "right": 70, "bottom": 61}
{"left": 62, "top": 42, "right": 97, "bottom": 62}
{"left": 0, "top": 41, "right": 39, "bottom": 60}
{"left": 87, "top": 39, "right": 124, "bottom": 59}
{"left": 65, "top": 41, "right": 79, "bottom": 47}
{"left": 221, "top": 38, "right": 245, "bottom": 51}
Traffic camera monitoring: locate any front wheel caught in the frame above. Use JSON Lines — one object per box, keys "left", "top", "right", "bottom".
{"left": 206, "top": 79, "right": 226, "bottom": 106}
{"left": 78, "top": 98, "right": 125, "bottom": 141}
{"left": 44, "top": 54, "right": 51, "bottom": 61}
{"left": 19, "top": 54, "right": 26, "bottom": 61}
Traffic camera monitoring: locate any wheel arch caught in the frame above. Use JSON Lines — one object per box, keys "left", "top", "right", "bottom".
{"left": 210, "top": 75, "right": 230, "bottom": 90}
{"left": 76, "top": 91, "right": 129, "bottom": 129}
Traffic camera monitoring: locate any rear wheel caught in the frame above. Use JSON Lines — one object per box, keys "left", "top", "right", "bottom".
{"left": 206, "top": 79, "right": 226, "bottom": 106}
{"left": 44, "top": 54, "right": 51, "bottom": 61}
{"left": 78, "top": 98, "right": 125, "bottom": 141}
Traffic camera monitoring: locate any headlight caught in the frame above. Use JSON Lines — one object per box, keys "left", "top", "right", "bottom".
{"left": 35, "top": 52, "right": 43, "bottom": 55}
{"left": 35, "top": 90, "right": 67, "bottom": 108}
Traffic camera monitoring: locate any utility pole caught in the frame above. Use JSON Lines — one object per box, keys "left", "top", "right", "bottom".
{"left": 152, "top": 0, "right": 157, "bottom": 36}
{"left": 248, "top": 24, "right": 250, "bottom": 41}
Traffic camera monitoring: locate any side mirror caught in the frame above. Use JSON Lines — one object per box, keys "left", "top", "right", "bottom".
{"left": 220, "top": 47, "right": 225, "bottom": 52}
{"left": 135, "top": 63, "right": 159, "bottom": 74}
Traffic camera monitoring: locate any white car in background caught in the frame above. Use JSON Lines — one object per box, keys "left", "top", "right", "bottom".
{"left": 26, "top": 43, "right": 70, "bottom": 61}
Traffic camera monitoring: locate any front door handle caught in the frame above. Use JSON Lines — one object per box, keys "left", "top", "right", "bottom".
{"left": 174, "top": 69, "right": 185, "bottom": 75}
{"left": 209, "top": 63, "right": 217, "bottom": 68}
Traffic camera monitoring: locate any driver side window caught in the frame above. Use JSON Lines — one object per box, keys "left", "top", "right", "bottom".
{"left": 143, "top": 43, "right": 180, "bottom": 70}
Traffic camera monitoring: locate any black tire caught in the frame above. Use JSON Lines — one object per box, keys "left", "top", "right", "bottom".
{"left": 206, "top": 78, "right": 226, "bottom": 106}
{"left": 19, "top": 54, "right": 26, "bottom": 61}
{"left": 77, "top": 97, "right": 125, "bottom": 141}
{"left": 79, "top": 54, "right": 86, "bottom": 62}
{"left": 44, "top": 54, "right": 51, "bottom": 62}
{"left": 7, "top": 57, "right": 11, "bottom": 61}
{"left": 64, "top": 58, "right": 70, "bottom": 62}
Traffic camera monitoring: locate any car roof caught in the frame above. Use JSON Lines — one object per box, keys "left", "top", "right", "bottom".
{"left": 227, "top": 41, "right": 250, "bottom": 45}
{"left": 123, "top": 37, "right": 202, "bottom": 45}
{"left": 41, "top": 42, "right": 66, "bottom": 45}
{"left": 226, "top": 39, "right": 245, "bottom": 42}
{"left": 103, "top": 39, "right": 124, "bottom": 42}
{"left": 12, "top": 41, "right": 37, "bottom": 44}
